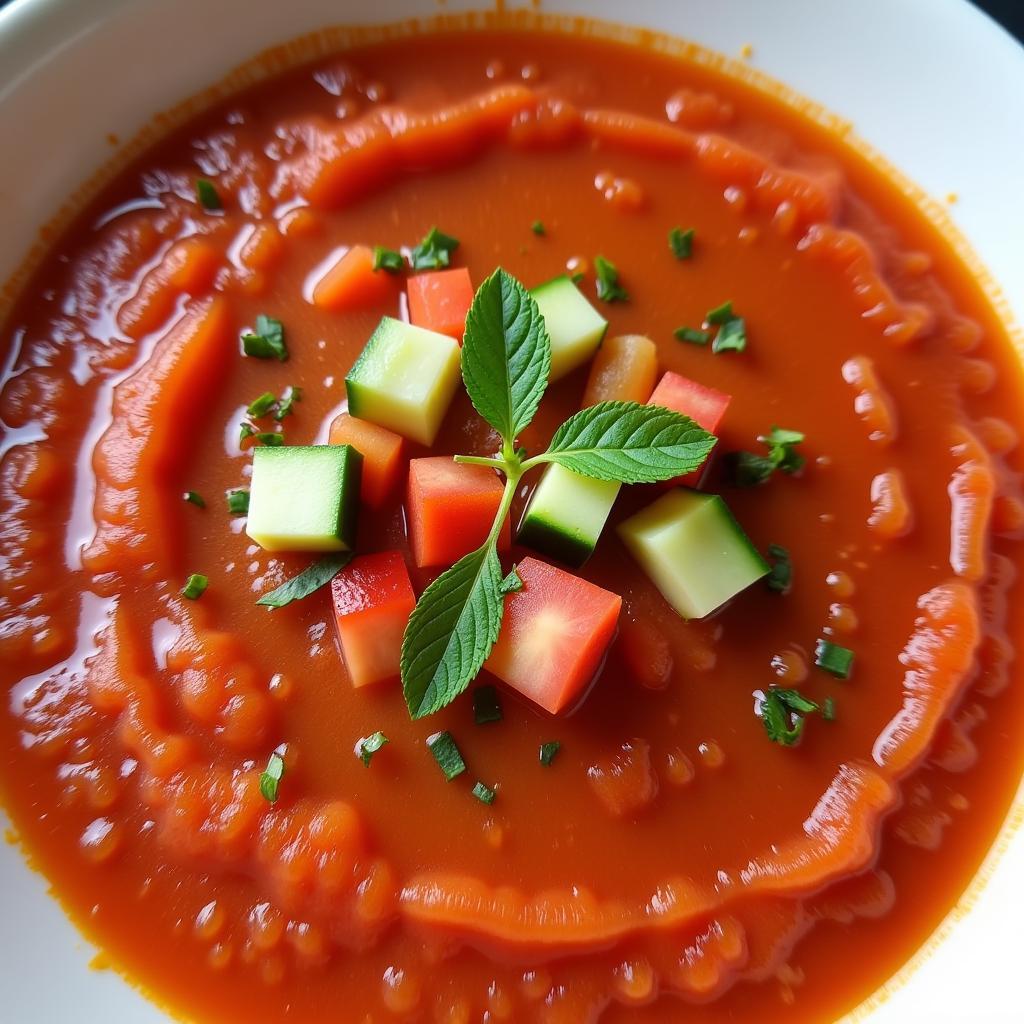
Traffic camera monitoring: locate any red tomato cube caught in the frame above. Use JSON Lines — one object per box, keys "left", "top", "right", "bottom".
{"left": 648, "top": 371, "right": 731, "bottom": 487}
{"left": 485, "top": 557, "right": 622, "bottom": 714}
{"left": 328, "top": 412, "right": 405, "bottom": 508}
{"left": 331, "top": 551, "right": 415, "bottom": 687}
{"left": 407, "top": 457, "right": 511, "bottom": 568}
{"left": 407, "top": 268, "right": 474, "bottom": 343}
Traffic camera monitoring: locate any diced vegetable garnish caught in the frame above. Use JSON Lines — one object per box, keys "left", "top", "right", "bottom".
{"left": 472, "top": 781, "right": 496, "bottom": 804}
{"left": 517, "top": 463, "right": 621, "bottom": 568}
{"left": 331, "top": 551, "right": 415, "bottom": 688}
{"left": 594, "top": 255, "right": 629, "bottom": 303}
{"left": 765, "top": 543, "right": 792, "bottom": 594}
{"left": 530, "top": 275, "right": 608, "bottom": 381}
{"left": 259, "top": 750, "right": 285, "bottom": 803}
{"left": 373, "top": 246, "right": 404, "bottom": 273}
{"left": 484, "top": 557, "right": 622, "bottom": 715}
{"left": 345, "top": 316, "right": 461, "bottom": 446}
{"left": 183, "top": 490, "right": 205, "bottom": 508}
{"left": 760, "top": 688, "right": 819, "bottom": 745}
{"left": 407, "top": 267, "right": 474, "bottom": 343}
{"left": 226, "top": 488, "right": 249, "bottom": 515}
{"left": 668, "top": 226, "right": 695, "bottom": 260}
{"left": 407, "top": 457, "right": 510, "bottom": 568}
{"left": 311, "top": 244, "right": 400, "bottom": 312}
{"left": 618, "top": 489, "right": 768, "bottom": 619}
{"left": 815, "top": 639, "right": 855, "bottom": 679}
{"left": 195, "top": 178, "right": 222, "bottom": 211}
{"left": 410, "top": 226, "right": 459, "bottom": 271}
{"left": 246, "top": 445, "right": 362, "bottom": 552}
{"left": 328, "top": 412, "right": 405, "bottom": 508}
{"left": 182, "top": 573, "right": 208, "bottom": 600}
{"left": 241, "top": 314, "right": 287, "bottom": 361}
{"left": 427, "top": 731, "right": 466, "bottom": 780}
{"left": 473, "top": 685, "right": 503, "bottom": 724}
{"left": 648, "top": 371, "right": 731, "bottom": 487}
{"left": 539, "top": 740, "right": 561, "bottom": 766}
{"left": 356, "top": 731, "right": 389, "bottom": 765}
{"left": 582, "top": 334, "right": 658, "bottom": 407}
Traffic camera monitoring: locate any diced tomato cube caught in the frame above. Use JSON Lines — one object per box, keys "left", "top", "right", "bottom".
{"left": 407, "top": 268, "right": 474, "bottom": 343}
{"left": 312, "top": 244, "right": 400, "bottom": 312}
{"left": 484, "top": 557, "right": 622, "bottom": 714}
{"left": 329, "top": 412, "right": 405, "bottom": 507}
{"left": 331, "top": 551, "right": 415, "bottom": 687}
{"left": 407, "top": 457, "right": 511, "bottom": 568}
{"left": 648, "top": 371, "right": 731, "bottom": 487}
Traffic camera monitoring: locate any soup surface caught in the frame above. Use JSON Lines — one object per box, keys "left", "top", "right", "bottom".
{"left": 2, "top": 24, "right": 1024, "bottom": 1024}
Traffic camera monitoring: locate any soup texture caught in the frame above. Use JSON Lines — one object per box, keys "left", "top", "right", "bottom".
{"left": 2, "top": 25, "right": 1023, "bottom": 1024}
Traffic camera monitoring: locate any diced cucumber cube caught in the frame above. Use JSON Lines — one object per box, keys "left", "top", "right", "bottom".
{"left": 246, "top": 445, "right": 362, "bottom": 552}
{"left": 345, "top": 316, "right": 461, "bottom": 446}
{"left": 531, "top": 275, "right": 608, "bottom": 382}
{"left": 518, "top": 463, "right": 621, "bottom": 568}
{"left": 618, "top": 489, "right": 768, "bottom": 619}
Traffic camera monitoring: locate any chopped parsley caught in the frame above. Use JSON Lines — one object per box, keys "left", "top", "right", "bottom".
{"left": 241, "top": 315, "right": 288, "bottom": 361}
{"left": 259, "top": 750, "right": 285, "bottom": 803}
{"left": 472, "top": 685, "right": 503, "bottom": 725}
{"left": 765, "top": 544, "right": 792, "bottom": 594}
{"left": 195, "top": 178, "right": 223, "bottom": 212}
{"left": 594, "top": 255, "right": 629, "bottom": 303}
{"left": 668, "top": 226, "right": 695, "bottom": 260}
{"left": 674, "top": 326, "right": 711, "bottom": 346}
{"left": 539, "top": 740, "right": 561, "bottom": 766}
{"left": 226, "top": 488, "right": 250, "bottom": 515}
{"left": 427, "top": 731, "right": 466, "bottom": 781}
{"left": 472, "top": 781, "right": 496, "bottom": 805}
{"left": 182, "top": 490, "right": 206, "bottom": 508}
{"left": 726, "top": 427, "right": 805, "bottom": 487}
{"left": 240, "top": 422, "right": 284, "bottom": 447}
{"left": 815, "top": 639, "right": 855, "bottom": 680}
{"left": 181, "top": 573, "right": 208, "bottom": 600}
{"left": 410, "top": 226, "right": 460, "bottom": 271}
{"left": 761, "top": 688, "right": 819, "bottom": 746}
{"left": 531, "top": 220, "right": 546, "bottom": 237}
{"left": 247, "top": 391, "right": 277, "bottom": 418}
{"left": 373, "top": 246, "right": 405, "bottom": 273}
{"left": 706, "top": 301, "right": 735, "bottom": 325}
{"left": 823, "top": 696, "right": 837, "bottom": 721}
{"left": 274, "top": 386, "right": 302, "bottom": 421}
{"left": 705, "top": 301, "right": 747, "bottom": 354}
{"left": 356, "top": 731, "right": 389, "bottom": 766}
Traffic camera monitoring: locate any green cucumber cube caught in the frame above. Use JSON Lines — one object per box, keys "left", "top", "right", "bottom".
{"left": 618, "top": 489, "right": 768, "bottom": 619}
{"left": 345, "top": 316, "right": 461, "bottom": 446}
{"left": 530, "top": 275, "right": 608, "bottom": 382}
{"left": 518, "top": 463, "right": 621, "bottom": 568}
{"left": 246, "top": 445, "right": 362, "bottom": 552}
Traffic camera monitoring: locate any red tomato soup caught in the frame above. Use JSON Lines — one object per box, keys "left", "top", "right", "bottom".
{"left": 2, "top": 25, "right": 1024, "bottom": 1024}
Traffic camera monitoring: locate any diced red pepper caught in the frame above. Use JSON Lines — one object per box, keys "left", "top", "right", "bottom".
{"left": 312, "top": 244, "right": 400, "bottom": 312}
{"left": 331, "top": 551, "right": 415, "bottom": 687}
{"left": 406, "top": 268, "right": 474, "bottom": 343}
{"left": 328, "top": 412, "right": 405, "bottom": 508}
{"left": 407, "top": 457, "right": 510, "bottom": 568}
{"left": 648, "top": 371, "right": 731, "bottom": 487}
{"left": 484, "top": 557, "right": 622, "bottom": 714}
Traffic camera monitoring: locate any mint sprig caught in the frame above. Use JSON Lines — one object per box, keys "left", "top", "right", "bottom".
{"left": 400, "top": 268, "right": 715, "bottom": 719}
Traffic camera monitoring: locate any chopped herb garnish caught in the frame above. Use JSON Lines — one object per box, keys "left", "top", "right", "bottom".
{"left": 674, "top": 326, "right": 711, "bottom": 346}
{"left": 274, "top": 386, "right": 302, "bottom": 421}
{"left": 725, "top": 450, "right": 776, "bottom": 487}
{"left": 356, "top": 731, "right": 389, "bottom": 766}
{"left": 472, "top": 685, "right": 503, "bottom": 725}
{"left": 761, "top": 688, "right": 819, "bottom": 746}
{"left": 239, "top": 422, "right": 255, "bottom": 444}
{"left": 570, "top": 271, "right": 585, "bottom": 285}
{"left": 373, "top": 245, "right": 405, "bottom": 273}
{"left": 241, "top": 314, "right": 288, "bottom": 362}
{"left": 195, "top": 178, "right": 223, "bottom": 211}
{"left": 427, "top": 731, "right": 466, "bottom": 781}
{"left": 531, "top": 220, "right": 546, "bottom": 236}
{"left": 182, "top": 573, "right": 208, "bottom": 600}
{"left": 815, "top": 639, "right": 855, "bottom": 680}
{"left": 765, "top": 544, "right": 792, "bottom": 594}
{"left": 256, "top": 552, "right": 353, "bottom": 608}
{"left": 410, "top": 226, "right": 460, "bottom": 271}
{"left": 247, "top": 391, "right": 277, "bottom": 418}
{"left": 712, "top": 315, "right": 747, "bottom": 354}
{"left": 240, "top": 423, "right": 284, "bottom": 447}
{"left": 706, "top": 301, "right": 734, "bottom": 325}
{"left": 499, "top": 567, "right": 523, "bottom": 594}
{"left": 539, "top": 740, "right": 561, "bottom": 766}
{"left": 226, "top": 488, "right": 250, "bottom": 515}
{"left": 183, "top": 490, "right": 206, "bottom": 508}
{"left": 594, "top": 255, "right": 629, "bottom": 303}
{"left": 823, "top": 696, "right": 837, "bottom": 721}
{"left": 472, "top": 781, "right": 496, "bottom": 804}
{"left": 668, "top": 226, "right": 695, "bottom": 260}
{"left": 259, "top": 750, "right": 285, "bottom": 803}
{"left": 726, "top": 426, "right": 805, "bottom": 486}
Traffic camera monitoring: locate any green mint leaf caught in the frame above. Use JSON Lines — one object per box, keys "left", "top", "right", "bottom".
{"left": 461, "top": 268, "right": 551, "bottom": 444}
{"left": 259, "top": 750, "right": 286, "bottom": 802}
{"left": 668, "top": 226, "right": 695, "bottom": 260}
{"left": 410, "top": 226, "right": 459, "bottom": 271}
{"left": 356, "top": 731, "right": 389, "bottom": 766}
{"left": 274, "top": 386, "right": 302, "bottom": 421}
{"left": 247, "top": 391, "right": 277, "bottom": 418}
{"left": 226, "top": 488, "right": 249, "bottom": 515}
{"left": 594, "top": 255, "right": 629, "bottom": 303}
{"left": 183, "top": 490, "right": 206, "bottom": 508}
{"left": 499, "top": 566, "right": 523, "bottom": 594}
{"left": 196, "top": 178, "right": 223, "bottom": 211}
{"left": 540, "top": 400, "right": 716, "bottom": 484}
{"left": 182, "top": 573, "right": 208, "bottom": 600}
{"left": 674, "top": 326, "right": 710, "bottom": 346}
{"left": 241, "top": 314, "right": 288, "bottom": 361}
{"left": 256, "top": 552, "right": 353, "bottom": 608}
{"left": 765, "top": 543, "right": 792, "bottom": 594}
{"left": 712, "top": 316, "right": 747, "bottom": 354}
{"left": 401, "top": 543, "right": 504, "bottom": 719}
{"left": 373, "top": 246, "right": 405, "bottom": 273}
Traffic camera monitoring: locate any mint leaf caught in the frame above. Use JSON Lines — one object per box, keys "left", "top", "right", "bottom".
{"left": 539, "top": 401, "right": 716, "bottom": 483}
{"left": 462, "top": 269, "right": 551, "bottom": 444}
{"left": 668, "top": 226, "right": 695, "bottom": 260}
{"left": 410, "top": 227, "right": 459, "bottom": 271}
{"left": 401, "top": 543, "right": 504, "bottom": 719}
{"left": 499, "top": 566, "right": 523, "bottom": 594}
{"left": 256, "top": 552, "right": 352, "bottom": 608}
{"left": 713, "top": 316, "right": 747, "bottom": 354}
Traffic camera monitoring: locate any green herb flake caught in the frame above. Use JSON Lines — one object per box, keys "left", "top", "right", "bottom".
{"left": 706, "top": 301, "right": 734, "bottom": 325}
{"left": 674, "top": 326, "right": 711, "bottom": 346}
{"left": 823, "top": 696, "right": 837, "bottom": 722}
{"left": 760, "top": 688, "right": 819, "bottom": 746}
{"left": 410, "top": 226, "right": 460, "bottom": 271}
{"left": 256, "top": 552, "right": 353, "bottom": 609}
{"left": 473, "top": 685, "right": 503, "bottom": 725}
{"left": 472, "top": 781, "right": 496, "bottom": 804}
{"left": 760, "top": 426, "right": 806, "bottom": 474}
{"left": 182, "top": 573, "right": 208, "bottom": 600}
{"left": 226, "top": 488, "right": 250, "bottom": 516}
{"left": 668, "top": 226, "right": 695, "bottom": 260}
{"left": 499, "top": 567, "right": 523, "bottom": 594}
{"left": 373, "top": 245, "right": 405, "bottom": 273}
{"left": 427, "top": 731, "right": 466, "bottom": 781}
{"left": 727, "top": 426, "right": 805, "bottom": 487}
{"left": 815, "top": 639, "right": 855, "bottom": 680}
{"left": 531, "top": 220, "right": 546, "bottom": 237}
{"left": 247, "top": 392, "right": 277, "bottom": 418}
{"left": 712, "top": 315, "right": 747, "bottom": 354}
{"left": 195, "top": 178, "right": 223, "bottom": 212}
{"left": 765, "top": 544, "right": 792, "bottom": 594}
{"left": 259, "top": 750, "right": 285, "bottom": 803}
{"left": 356, "top": 731, "right": 389, "bottom": 766}
{"left": 252, "top": 430, "right": 284, "bottom": 447}
{"left": 241, "top": 314, "right": 288, "bottom": 362}
{"left": 274, "top": 386, "right": 302, "bottom": 422}
{"left": 594, "top": 255, "right": 629, "bottom": 303}
{"left": 183, "top": 490, "right": 206, "bottom": 509}
{"left": 539, "top": 740, "right": 561, "bottom": 766}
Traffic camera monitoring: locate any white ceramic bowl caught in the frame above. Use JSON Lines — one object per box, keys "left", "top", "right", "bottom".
{"left": 1, "top": 1, "right": 1022, "bottom": 1021}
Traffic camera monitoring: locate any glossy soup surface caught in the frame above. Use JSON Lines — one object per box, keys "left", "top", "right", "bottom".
{"left": 2, "top": 27, "right": 1023, "bottom": 1024}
